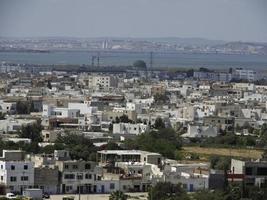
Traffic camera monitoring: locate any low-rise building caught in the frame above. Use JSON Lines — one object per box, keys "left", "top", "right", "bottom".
{"left": 0, "top": 150, "right": 34, "bottom": 193}
{"left": 97, "top": 150, "right": 162, "bottom": 167}
{"left": 113, "top": 123, "right": 149, "bottom": 136}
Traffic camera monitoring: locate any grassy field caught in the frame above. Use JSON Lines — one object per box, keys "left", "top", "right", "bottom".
{"left": 183, "top": 146, "right": 264, "bottom": 159}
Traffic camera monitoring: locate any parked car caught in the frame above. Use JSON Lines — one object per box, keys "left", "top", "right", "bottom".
{"left": 42, "top": 193, "right": 50, "bottom": 199}
{"left": 6, "top": 193, "right": 17, "bottom": 199}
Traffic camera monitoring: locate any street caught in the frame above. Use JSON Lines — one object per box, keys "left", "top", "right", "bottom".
{"left": 50, "top": 193, "right": 148, "bottom": 200}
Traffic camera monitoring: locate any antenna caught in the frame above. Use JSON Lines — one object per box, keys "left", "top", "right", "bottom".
{"left": 97, "top": 52, "right": 100, "bottom": 67}
{"left": 91, "top": 56, "right": 95, "bottom": 67}
{"left": 91, "top": 52, "right": 100, "bottom": 67}
{"left": 150, "top": 51, "right": 153, "bottom": 68}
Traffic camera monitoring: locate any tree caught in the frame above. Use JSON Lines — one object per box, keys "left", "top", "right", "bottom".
{"left": 124, "top": 128, "right": 182, "bottom": 159}
{"left": 16, "top": 101, "right": 28, "bottom": 114}
{"left": 154, "top": 117, "right": 165, "bottom": 129}
{"left": 119, "top": 115, "right": 132, "bottom": 123}
{"left": 153, "top": 93, "right": 169, "bottom": 104}
{"left": 148, "top": 182, "right": 189, "bottom": 200}
{"left": 109, "top": 123, "right": 113, "bottom": 132}
{"left": 259, "top": 123, "right": 267, "bottom": 147}
{"left": 199, "top": 67, "right": 211, "bottom": 72}
{"left": 102, "top": 142, "right": 121, "bottom": 150}
{"left": 109, "top": 191, "right": 128, "bottom": 200}
{"left": 19, "top": 121, "right": 43, "bottom": 143}
{"left": 192, "top": 190, "right": 225, "bottom": 200}
{"left": 186, "top": 69, "right": 194, "bottom": 77}
{"left": 0, "top": 113, "right": 5, "bottom": 120}
{"left": 210, "top": 156, "right": 230, "bottom": 171}
{"left": 16, "top": 100, "right": 36, "bottom": 114}
{"left": 55, "top": 133, "right": 97, "bottom": 161}
{"left": 47, "top": 80, "right": 52, "bottom": 89}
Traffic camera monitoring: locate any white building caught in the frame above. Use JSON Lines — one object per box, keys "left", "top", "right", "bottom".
{"left": 113, "top": 123, "right": 149, "bottom": 135}
{"left": 68, "top": 102, "right": 97, "bottom": 116}
{"left": 233, "top": 69, "right": 260, "bottom": 82}
{"left": 42, "top": 104, "right": 80, "bottom": 118}
{"left": 163, "top": 163, "right": 209, "bottom": 192}
{"left": 182, "top": 124, "right": 218, "bottom": 138}
{"left": 86, "top": 75, "right": 118, "bottom": 90}
{"left": 0, "top": 118, "right": 36, "bottom": 133}
{"left": 56, "top": 160, "right": 98, "bottom": 194}
{"left": 242, "top": 92, "right": 267, "bottom": 103}
{"left": 232, "top": 83, "right": 255, "bottom": 92}
{"left": 126, "top": 102, "right": 144, "bottom": 114}
{"left": 0, "top": 150, "right": 34, "bottom": 193}
{"left": 0, "top": 100, "right": 16, "bottom": 114}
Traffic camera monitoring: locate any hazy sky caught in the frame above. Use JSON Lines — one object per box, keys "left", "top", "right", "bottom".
{"left": 0, "top": 0, "right": 267, "bottom": 42}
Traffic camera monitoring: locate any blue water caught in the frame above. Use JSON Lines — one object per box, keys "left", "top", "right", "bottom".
{"left": 0, "top": 51, "right": 267, "bottom": 69}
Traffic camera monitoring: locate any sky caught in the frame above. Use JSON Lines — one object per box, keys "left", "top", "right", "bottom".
{"left": 0, "top": 0, "right": 267, "bottom": 42}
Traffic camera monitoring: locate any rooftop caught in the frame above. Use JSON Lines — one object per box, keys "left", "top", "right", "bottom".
{"left": 98, "top": 150, "right": 161, "bottom": 156}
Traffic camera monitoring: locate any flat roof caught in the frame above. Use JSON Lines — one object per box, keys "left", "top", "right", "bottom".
{"left": 98, "top": 150, "right": 161, "bottom": 156}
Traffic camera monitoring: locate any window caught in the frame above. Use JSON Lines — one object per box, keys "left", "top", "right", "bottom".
{"left": 77, "top": 174, "right": 83, "bottom": 180}
{"left": 85, "top": 174, "right": 92, "bottom": 179}
{"left": 64, "top": 174, "right": 75, "bottom": 179}
{"left": 10, "top": 177, "right": 16, "bottom": 182}
{"left": 1, "top": 176, "right": 3, "bottom": 181}
{"left": 66, "top": 186, "right": 73, "bottom": 192}
{"left": 64, "top": 164, "right": 69, "bottom": 169}
{"left": 72, "top": 165, "right": 78, "bottom": 169}
{"left": 21, "top": 176, "right": 28, "bottom": 181}
{"left": 257, "top": 167, "right": 267, "bottom": 176}
{"left": 1, "top": 165, "right": 3, "bottom": 169}
{"left": 10, "top": 165, "right": 15, "bottom": 170}
{"left": 245, "top": 167, "right": 253, "bottom": 175}
{"left": 24, "top": 165, "right": 28, "bottom": 170}
{"left": 85, "top": 163, "right": 91, "bottom": 170}
{"left": 110, "top": 183, "right": 115, "bottom": 190}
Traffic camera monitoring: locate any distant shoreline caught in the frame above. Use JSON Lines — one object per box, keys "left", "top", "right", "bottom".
{"left": 0, "top": 49, "right": 265, "bottom": 56}
{"left": 1, "top": 51, "right": 267, "bottom": 71}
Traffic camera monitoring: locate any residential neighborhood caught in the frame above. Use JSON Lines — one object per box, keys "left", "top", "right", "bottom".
{"left": 1, "top": 1, "right": 267, "bottom": 199}
{"left": 0, "top": 65, "right": 266, "bottom": 200}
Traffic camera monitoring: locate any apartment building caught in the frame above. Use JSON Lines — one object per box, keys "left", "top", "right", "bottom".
{"left": 97, "top": 150, "right": 162, "bottom": 167}
{"left": 84, "top": 75, "right": 118, "bottom": 90}
{"left": 230, "top": 158, "right": 267, "bottom": 187}
{"left": 42, "top": 104, "right": 80, "bottom": 118}
{"left": 233, "top": 68, "right": 260, "bottom": 82}
{"left": 56, "top": 160, "right": 98, "bottom": 194}
{"left": 113, "top": 123, "right": 149, "bottom": 136}
{"left": 0, "top": 150, "right": 34, "bottom": 193}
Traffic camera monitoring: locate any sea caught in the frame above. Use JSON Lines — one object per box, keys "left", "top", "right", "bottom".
{"left": 0, "top": 51, "right": 267, "bottom": 70}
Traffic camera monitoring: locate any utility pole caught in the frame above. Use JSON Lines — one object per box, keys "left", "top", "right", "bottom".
{"left": 91, "top": 56, "right": 95, "bottom": 67}
{"left": 147, "top": 51, "right": 153, "bottom": 80}
{"left": 97, "top": 52, "right": 100, "bottom": 67}
{"left": 78, "top": 172, "right": 83, "bottom": 200}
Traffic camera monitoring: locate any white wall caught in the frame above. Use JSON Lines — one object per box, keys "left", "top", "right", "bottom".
{"left": 0, "top": 161, "right": 34, "bottom": 193}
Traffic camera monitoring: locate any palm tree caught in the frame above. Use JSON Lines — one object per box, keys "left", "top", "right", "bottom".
{"left": 109, "top": 191, "right": 128, "bottom": 200}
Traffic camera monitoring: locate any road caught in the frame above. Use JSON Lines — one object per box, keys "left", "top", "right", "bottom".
{"left": 50, "top": 193, "right": 148, "bottom": 200}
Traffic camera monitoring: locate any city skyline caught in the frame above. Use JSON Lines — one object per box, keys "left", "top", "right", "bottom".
{"left": 0, "top": 0, "right": 267, "bottom": 42}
